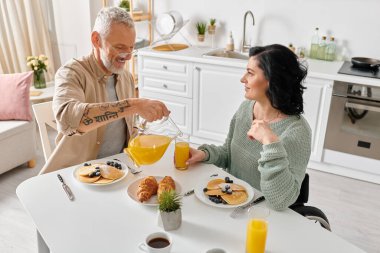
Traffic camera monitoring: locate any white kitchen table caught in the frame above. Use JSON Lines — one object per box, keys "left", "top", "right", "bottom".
{"left": 17, "top": 145, "right": 365, "bottom": 253}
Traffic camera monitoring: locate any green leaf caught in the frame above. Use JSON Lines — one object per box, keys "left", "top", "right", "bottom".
{"left": 196, "top": 22, "right": 207, "bottom": 35}
{"left": 158, "top": 190, "right": 182, "bottom": 212}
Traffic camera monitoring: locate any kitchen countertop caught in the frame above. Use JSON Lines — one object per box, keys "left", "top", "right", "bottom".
{"left": 138, "top": 46, "right": 380, "bottom": 88}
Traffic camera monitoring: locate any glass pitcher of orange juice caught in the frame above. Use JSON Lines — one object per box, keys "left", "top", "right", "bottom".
{"left": 125, "top": 116, "right": 182, "bottom": 167}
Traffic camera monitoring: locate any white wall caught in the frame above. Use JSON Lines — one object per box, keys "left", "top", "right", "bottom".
{"left": 48, "top": 0, "right": 380, "bottom": 66}
{"left": 50, "top": 0, "right": 93, "bottom": 65}
{"left": 154, "top": 0, "right": 380, "bottom": 59}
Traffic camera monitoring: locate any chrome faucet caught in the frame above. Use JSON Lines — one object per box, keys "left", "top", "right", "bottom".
{"left": 241, "top": 11, "right": 255, "bottom": 53}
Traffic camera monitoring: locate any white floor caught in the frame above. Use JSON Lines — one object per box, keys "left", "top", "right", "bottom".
{"left": 1, "top": 134, "right": 380, "bottom": 253}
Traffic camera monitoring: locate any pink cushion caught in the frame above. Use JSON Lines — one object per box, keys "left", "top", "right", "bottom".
{"left": 0, "top": 71, "right": 33, "bottom": 121}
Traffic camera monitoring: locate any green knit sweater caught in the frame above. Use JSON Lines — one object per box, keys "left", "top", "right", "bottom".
{"left": 199, "top": 100, "right": 311, "bottom": 211}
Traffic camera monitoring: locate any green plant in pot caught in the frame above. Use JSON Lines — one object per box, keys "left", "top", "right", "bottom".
{"left": 196, "top": 22, "right": 207, "bottom": 42}
{"left": 158, "top": 190, "right": 182, "bottom": 231}
{"left": 119, "top": 0, "right": 130, "bottom": 11}
{"left": 208, "top": 18, "right": 216, "bottom": 35}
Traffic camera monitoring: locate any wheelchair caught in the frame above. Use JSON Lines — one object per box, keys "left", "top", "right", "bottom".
{"left": 289, "top": 173, "right": 332, "bottom": 231}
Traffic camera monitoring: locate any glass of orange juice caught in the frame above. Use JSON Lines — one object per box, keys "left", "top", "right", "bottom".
{"left": 246, "top": 207, "right": 270, "bottom": 253}
{"left": 174, "top": 134, "right": 190, "bottom": 170}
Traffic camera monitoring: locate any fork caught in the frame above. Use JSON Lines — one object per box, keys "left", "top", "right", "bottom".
{"left": 113, "top": 158, "right": 142, "bottom": 174}
{"left": 230, "top": 196, "right": 265, "bottom": 218}
{"left": 183, "top": 173, "right": 218, "bottom": 197}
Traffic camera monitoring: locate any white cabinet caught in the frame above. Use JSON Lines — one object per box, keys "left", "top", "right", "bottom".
{"left": 139, "top": 91, "right": 192, "bottom": 134}
{"left": 303, "top": 77, "right": 333, "bottom": 161}
{"left": 138, "top": 56, "right": 193, "bottom": 134}
{"left": 192, "top": 64, "right": 245, "bottom": 144}
{"left": 139, "top": 57, "right": 192, "bottom": 98}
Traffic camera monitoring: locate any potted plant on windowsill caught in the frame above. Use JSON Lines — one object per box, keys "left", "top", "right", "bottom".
{"left": 158, "top": 190, "right": 182, "bottom": 231}
{"left": 196, "top": 22, "right": 207, "bottom": 42}
{"left": 208, "top": 18, "right": 216, "bottom": 35}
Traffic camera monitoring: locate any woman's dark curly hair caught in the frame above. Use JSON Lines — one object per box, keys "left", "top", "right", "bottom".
{"left": 249, "top": 44, "right": 307, "bottom": 116}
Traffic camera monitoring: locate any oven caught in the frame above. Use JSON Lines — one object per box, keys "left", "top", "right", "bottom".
{"left": 324, "top": 81, "right": 380, "bottom": 160}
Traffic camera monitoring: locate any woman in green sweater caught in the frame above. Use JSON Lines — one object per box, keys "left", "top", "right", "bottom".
{"left": 187, "top": 44, "right": 311, "bottom": 211}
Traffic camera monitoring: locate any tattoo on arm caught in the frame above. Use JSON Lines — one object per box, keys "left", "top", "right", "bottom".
{"left": 80, "top": 99, "right": 131, "bottom": 127}
{"left": 82, "top": 108, "right": 93, "bottom": 125}
{"left": 97, "top": 100, "right": 130, "bottom": 111}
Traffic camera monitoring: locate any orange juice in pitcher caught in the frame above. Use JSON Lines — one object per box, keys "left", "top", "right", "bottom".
{"left": 125, "top": 116, "right": 182, "bottom": 167}
{"left": 126, "top": 135, "right": 172, "bottom": 166}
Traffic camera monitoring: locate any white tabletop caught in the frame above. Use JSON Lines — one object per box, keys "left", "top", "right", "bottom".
{"left": 30, "top": 81, "right": 55, "bottom": 103}
{"left": 17, "top": 145, "right": 365, "bottom": 253}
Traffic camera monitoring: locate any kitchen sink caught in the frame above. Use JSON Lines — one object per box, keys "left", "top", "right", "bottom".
{"left": 203, "top": 49, "right": 249, "bottom": 61}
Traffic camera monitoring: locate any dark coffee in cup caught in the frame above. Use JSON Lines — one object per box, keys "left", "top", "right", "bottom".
{"left": 147, "top": 237, "right": 170, "bottom": 248}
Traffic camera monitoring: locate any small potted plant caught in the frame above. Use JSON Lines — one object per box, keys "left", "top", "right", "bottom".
{"left": 158, "top": 190, "right": 182, "bottom": 231}
{"left": 196, "top": 22, "right": 207, "bottom": 42}
{"left": 119, "top": 0, "right": 130, "bottom": 11}
{"left": 208, "top": 18, "right": 216, "bottom": 35}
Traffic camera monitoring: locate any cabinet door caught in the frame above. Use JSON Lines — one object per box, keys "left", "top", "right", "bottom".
{"left": 140, "top": 91, "right": 192, "bottom": 135}
{"left": 303, "top": 77, "right": 333, "bottom": 161}
{"left": 193, "top": 64, "right": 245, "bottom": 143}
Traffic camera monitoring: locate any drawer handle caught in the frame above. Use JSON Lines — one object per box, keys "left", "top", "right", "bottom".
{"left": 163, "top": 84, "right": 168, "bottom": 88}
{"left": 162, "top": 65, "right": 168, "bottom": 70}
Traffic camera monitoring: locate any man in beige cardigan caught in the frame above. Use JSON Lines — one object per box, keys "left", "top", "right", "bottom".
{"left": 40, "top": 7, "right": 169, "bottom": 174}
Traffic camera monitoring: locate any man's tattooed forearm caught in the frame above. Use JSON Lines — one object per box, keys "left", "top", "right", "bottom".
{"left": 97, "top": 100, "right": 131, "bottom": 111}
{"left": 81, "top": 100, "right": 130, "bottom": 126}
{"left": 82, "top": 111, "right": 119, "bottom": 125}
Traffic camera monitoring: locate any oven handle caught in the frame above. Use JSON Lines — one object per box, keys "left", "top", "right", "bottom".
{"left": 345, "top": 101, "right": 380, "bottom": 113}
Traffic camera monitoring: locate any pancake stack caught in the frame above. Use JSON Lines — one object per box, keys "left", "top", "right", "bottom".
{"left": 204, "top": 178, "right": 248, "bottom": 205}
{"left": 76, "top": 163, "right": 124, "bottom": 184}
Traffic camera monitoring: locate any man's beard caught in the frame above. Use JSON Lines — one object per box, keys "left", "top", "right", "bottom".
{"left": 100, "top": 48, "right": 125, "bottom": 74}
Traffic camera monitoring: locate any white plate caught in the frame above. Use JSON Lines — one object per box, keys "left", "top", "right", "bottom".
{"left": 194, "top": 177, "right": 254, "bottom": 209}
{"left": 127, "top": 176, "right": 182, "bottom": 206}
{"left": 72, "top": 159, "right": 128, "bottom": 186}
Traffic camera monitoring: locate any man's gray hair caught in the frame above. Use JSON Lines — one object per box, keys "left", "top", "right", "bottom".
{"left": 93, "top": 7, "right": 134, "bottom": 38}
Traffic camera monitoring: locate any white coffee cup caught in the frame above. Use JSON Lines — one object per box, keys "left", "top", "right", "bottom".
{"left": 138, "top": 232, "right": 172, "bottom": 253}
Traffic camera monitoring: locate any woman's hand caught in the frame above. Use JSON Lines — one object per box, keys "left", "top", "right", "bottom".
{"left": 186, "top": 148, "right": 206, "bottom": 166}
{"left": 247, "top": 119, "right": 279, "bottom": 145}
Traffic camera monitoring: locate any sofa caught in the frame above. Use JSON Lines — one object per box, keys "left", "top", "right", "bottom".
{"left": 0, "top": 120, "right": 37, "bottom": 174}
{"left": 0, "top": 71, "right": 38, "bottom": 174}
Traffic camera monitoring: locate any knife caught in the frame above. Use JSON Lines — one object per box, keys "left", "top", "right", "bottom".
{"left": 57, "top": 174, "right": 75, "bottom": 201}
{"left": 243, "top": 195, "right": 265, "bottom": 209}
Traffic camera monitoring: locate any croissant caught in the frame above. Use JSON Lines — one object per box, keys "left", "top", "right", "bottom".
{"left": 157, "top": 176, "right": 176, "bottom": 199}
{"left": 137, "top": 176, "right": 158, "bottom": 202}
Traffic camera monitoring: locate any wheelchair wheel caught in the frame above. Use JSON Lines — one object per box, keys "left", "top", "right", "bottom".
{"left": 291, "top": 205, "right": 331, "bottom": 231}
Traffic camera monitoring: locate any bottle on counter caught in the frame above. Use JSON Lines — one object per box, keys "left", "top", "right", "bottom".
{"left": 309, "top": 27, "right": 320, "bottom": 59}
{"left": 288, "top": 43, "right": 296, "bottom": 53}
{"left": 317, "top": 36, "right": 327, "bottom": 60}
{"left": 326, "top": 36, "right": 336, "bottom": 61}
{"left": 226, "top": 31, "right": 235, "bottom": 51}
